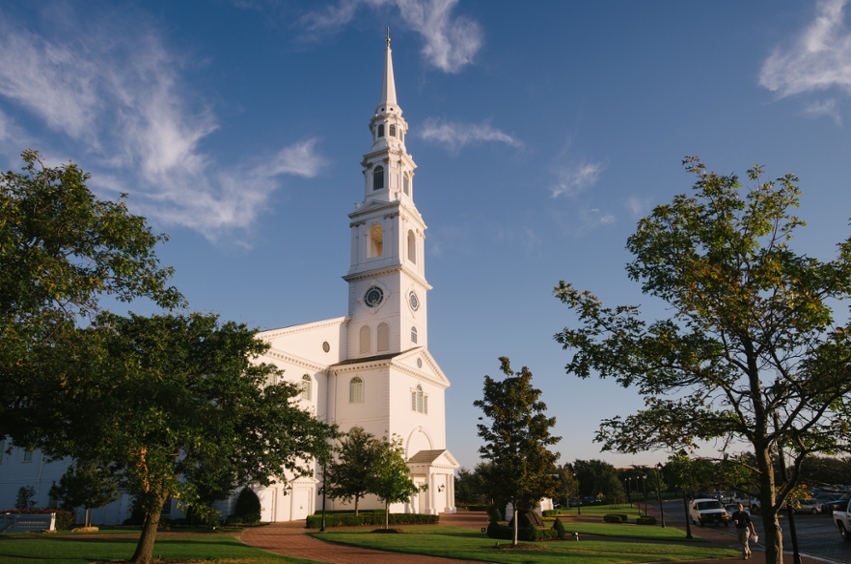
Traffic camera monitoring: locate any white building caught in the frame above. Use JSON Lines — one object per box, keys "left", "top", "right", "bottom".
{"left": 0, "top": 38, "right": 457, "bottom": 524}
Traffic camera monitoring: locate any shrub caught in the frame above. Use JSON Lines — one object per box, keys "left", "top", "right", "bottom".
{"left": 603, "top": 514, "right": 623, "bottom": 523}
{"left": 466, "top": 504, "right": 489, "bottom": 512}
{"left": 305, "top": 512, "right": 439, "bottom": 528}
{"left": 486, "top": 504, "right": 503, "bottom": 523}
{"left": 232, "top": 488, "right": 261, "bottom": 524}
{"left": 636, "top": 516, "right": 657, "bottom": 525}
{"left": 553, "top": 517, "right": 566, "bottom": 538}
{"left": 486, "top": 522, "right": 560, "bottom": 541}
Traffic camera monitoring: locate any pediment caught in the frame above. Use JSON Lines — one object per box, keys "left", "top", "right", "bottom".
{"left": 407, "top": 448, "right": 459, "bottom": 470}
{"left": 392, "top": 347, "right": 450, "bottom": 389}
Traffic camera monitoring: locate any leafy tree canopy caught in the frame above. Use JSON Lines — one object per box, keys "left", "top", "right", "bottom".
{"left": 555, "top": 157, "right": 851, "bottom": 564}
{"left": 324, "top": 426, "right": 382, "bottom": 516}
{"left": 475, "top": 357, "right": 561, "bottom": 545}
{"left": 572, "top": 459, "right": 624, "bottom": 501}
{"left": 24, "top": 311, "right": 335, "bottom": 564}
{"left": 0, "top": 150, "right": 183, "bottom": 441}
{"left": 368, "top": 435, "right": 421, "bottom": 529}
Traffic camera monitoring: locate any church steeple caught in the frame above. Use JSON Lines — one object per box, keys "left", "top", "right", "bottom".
{"left": 345, "top": 36, "right": 429, "bottom": 357}
{"left": 379, "top": 27, "right": 398, "bottom": 110}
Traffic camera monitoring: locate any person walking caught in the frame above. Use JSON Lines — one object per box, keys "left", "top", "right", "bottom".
{"left": 731, "top": 502, "right": 757, "bottom": 559}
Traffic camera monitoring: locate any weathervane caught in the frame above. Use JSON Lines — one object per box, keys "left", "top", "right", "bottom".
{"left": 386, "top": 26, "right": 391, "bottom": 47}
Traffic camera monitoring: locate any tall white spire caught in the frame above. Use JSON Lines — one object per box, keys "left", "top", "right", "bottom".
{"left": 380, "top": 27, "right": 398, "bottom": 108}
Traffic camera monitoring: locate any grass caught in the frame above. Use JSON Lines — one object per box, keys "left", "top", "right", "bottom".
{"left": 0, "top": 532, "right": 313, "bottom": 564}
{"left": 311, "top": 525, "right": 740, "bottom": 563}
{"left": 548, "top": 503, "right": 644, "bottom": 518}
{"left": 554, "top": 522, "right": 706, "bottom": 541}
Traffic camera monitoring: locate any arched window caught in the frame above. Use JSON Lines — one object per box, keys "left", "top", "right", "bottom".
{"left": 301, "top": 374, "right": 311, "bottom": 401}
{"left": 407, "top": 230, "right": 416, "bottom": 264}
{"left": 367, "top": 224, "right": 383, "bottom": 258}
{"left": 411, "top": 326, "right": 418, "bottom": 344}
{"left": 350, "top": 377, "right": 364, "bottom": 403}
{"left": 403, "top": 174, "right": 409, "bottom": 196}
{"left": 377, "top": 124, "right": 385, "bottom": 137}
{"left": 377, "top": 322, "right": 390, "bottom": 352}
{"left": 359, "top": 325, "right": 371, "bottom": 355}
{"left": 411, "top": 384, "right": 428, "bottom": 413}
{"left": 389, "top": 124, "right": 396, "bottom": 137}
{"left": 373, "top": 165, "right": 385, "bottom": 191}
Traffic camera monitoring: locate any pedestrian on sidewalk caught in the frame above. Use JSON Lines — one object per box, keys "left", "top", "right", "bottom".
{"left": 731, "top": 502, "right": 757, "bottom": 559}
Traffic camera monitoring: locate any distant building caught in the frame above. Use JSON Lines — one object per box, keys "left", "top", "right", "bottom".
{"left": 0, "top": 38, "right": 457, "bottom": 524}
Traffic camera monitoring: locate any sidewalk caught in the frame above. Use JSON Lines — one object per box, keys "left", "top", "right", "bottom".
{"left": 239, "top": 515, "right": 483, "bottom": 564}
{"left": 240, "top": 509, "right": 833, "bottom": 564}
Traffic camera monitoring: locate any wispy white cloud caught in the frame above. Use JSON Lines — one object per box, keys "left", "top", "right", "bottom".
{"left": 550, "top": 161, "right": 605, "bottom": 198}
{"left": 300, "top": 0, "right": 482, "bottom": 73}
{"left": 581, "top": 207, "right": 616, "bottom": 227}
{"left": 625, "top": 195, "right": 653, "bottom": 218}
{"left": 759, "top": 0, "right": 851, "bottom": 98}
{"left": 418, "top": 118, "right": 522, "bottom": 150}
{"left": 0, "top": 6, "right": 324, "bottom": 243}
{"left": 802, "top": 98, "right": 844, "bottom": 126}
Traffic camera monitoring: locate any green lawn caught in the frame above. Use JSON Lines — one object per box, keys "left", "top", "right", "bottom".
{"left": 0, "top": 533, "right": 313, "bottom": 564}
{"left": 553, "top": 522, "right": 707, "bottom": 541}
{"left": 548, "top": 503, "right": 644, "bottom": 518}
{"left": 311, "top": 525, "right": 739, "bottom": 564}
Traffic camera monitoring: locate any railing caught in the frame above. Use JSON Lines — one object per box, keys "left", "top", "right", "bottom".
{"left": 1, "top": 513, "right": 56, "bottom": 532}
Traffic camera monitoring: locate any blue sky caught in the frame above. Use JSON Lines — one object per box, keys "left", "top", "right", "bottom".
{"left": 2, "top": 0, "right": 851, "bottom": 472}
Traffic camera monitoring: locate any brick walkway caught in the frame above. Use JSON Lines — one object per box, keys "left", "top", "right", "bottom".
{"left": 239, "top": 513, "right": 485, "bottom": 563}
{"left": 241, "top": 510, "right": 834, "bottom": 564}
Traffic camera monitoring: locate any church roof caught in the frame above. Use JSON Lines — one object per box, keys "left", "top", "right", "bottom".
{"left": 330, "top": 350, "right": 404, "bottom": 367}
{"left": 407, "top": 449, "right": 449, "bottom": 464}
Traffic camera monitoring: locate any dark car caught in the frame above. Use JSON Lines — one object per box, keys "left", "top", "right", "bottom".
{"left": 825, "top": 496, "right": 851, "bottom": 513}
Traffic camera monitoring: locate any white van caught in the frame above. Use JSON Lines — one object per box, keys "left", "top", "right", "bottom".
{"left": 689, "top": 498, "right": 730, "bottom": 527}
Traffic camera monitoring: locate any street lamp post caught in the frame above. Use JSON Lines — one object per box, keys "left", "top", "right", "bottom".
{"left": 642, "top": 475, "right": 648, "bottom": 517}
{"left": 655, "top": 463, "right": 666, "bottom": 528}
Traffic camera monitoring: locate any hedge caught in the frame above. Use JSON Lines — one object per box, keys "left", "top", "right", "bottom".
{"left": 305, "top": 512, "right": 439, "bottom": 528}
{"left": 636, "top": 516, "right": 657, "bottom": 525}
{"left": 486, "top": 521, "right": 560, "bottom": 541}
{"left": 603, "top": 514, "right": 626, "bottom": 523}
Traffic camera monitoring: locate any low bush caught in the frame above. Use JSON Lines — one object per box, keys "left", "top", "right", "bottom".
{"left": 305, "top": 512, "right": 439, "bottom": 528}
{"left": 486, "top": 522, "right": 560, "bottom": 541}
{"left": 603, "top": 514, "right": 623, "bottom": 523}
{"left": 486, "top": 504, "right": 503, "bottom": 523}
{"left": 232, "top": 488, "right": 261, "bottom": 524}
{"left": 466, "top": 504, "right": 489, "bottom": 512}
{"left": 636, "top": 516, "right": 657, "bottom": 525}
{"left": 553, "top": 517, "right": 566, "bottom": 538}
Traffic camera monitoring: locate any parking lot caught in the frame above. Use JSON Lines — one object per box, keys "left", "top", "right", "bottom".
{"left": 658, "top": 499, "right": 851, "bottom": 563}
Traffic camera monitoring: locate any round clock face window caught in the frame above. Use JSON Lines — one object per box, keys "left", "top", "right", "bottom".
{"left": 409, "top": 291, "right": 420, "bottom": 311}
{"left": 364, "top": 286, "right": 384, "bottom": 307}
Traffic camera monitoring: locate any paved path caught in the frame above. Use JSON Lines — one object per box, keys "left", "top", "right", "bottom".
{"left": 241, "top": 509, "right": 837, "bottom": 564}
{"left": 240, "top": 513, "right": 485, "bottom": 564}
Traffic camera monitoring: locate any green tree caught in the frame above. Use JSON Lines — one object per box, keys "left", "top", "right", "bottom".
{"left": 455, "top": 463, "right": 490, "bottom": 507}
{"left": 573, "top": 459, "right": 624, "bottom": 502}
{"left": 554, "top": 157, "right": 851, "bottom": 564}
{"left": 554, "top": 463, "right": 580, "bottom": 507}
{"left": 49, "top": 462, "right": 119, "bottom": 527}
{"left": 15, "top": 485, "right": 35, "bottom": 509}
{"left": 0, "top": 149, "right": 183, "bottom": 443}
{"left": 24, "top": 311, "right": 335, "bottom": 564}
{"left": 474, "top": 357, "right": 561, "bottom": 546}
{"left": 324, "top": 426, "right": 382, "bottom": 516}
{"left": 368, "top": 435, "right": 421, "bottom": 529}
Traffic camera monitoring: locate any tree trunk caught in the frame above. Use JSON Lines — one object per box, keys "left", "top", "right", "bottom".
{"left": 355, "top": 495, "right": 359, "bottom": 517}
{"left": 755, "top": 444, "right": 782, "bottom": 564}
{"left": 384, "top": 502, "right": 389, "bottom": 530}
{"left": 512, "top": 506, "right": 518, "bottom": 546}
{"left": 130, "top": 507, "right": 162, "bottom": 564}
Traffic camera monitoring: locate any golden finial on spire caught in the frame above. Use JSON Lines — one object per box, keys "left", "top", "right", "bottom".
{"left": 386, "top": 26, "right": 391, "bottom": 47}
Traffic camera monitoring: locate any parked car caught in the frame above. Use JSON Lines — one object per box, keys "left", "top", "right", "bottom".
{"left": 793, "top": 498, "right": 824, "bottom": 514}
{"left": 816, "top": 493, "right": 844, "bottom": 503}
{"left": 690, "top": 498, "right": 730, "bottom": 527}
{"left": 833, "top": 498, "right": 851, "bottom": 540}
{"left": 824, "top": 496, "right": 851, "bottom": 513}
{"left": 749, "top": 498, "right": 761, "bottom": 511}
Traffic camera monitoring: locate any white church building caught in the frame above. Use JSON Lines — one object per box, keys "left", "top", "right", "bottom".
{"left": 0, "top": 38, "right": 458, "bottom": 524}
